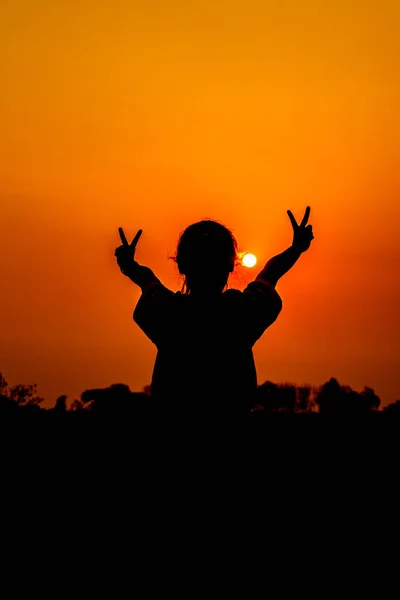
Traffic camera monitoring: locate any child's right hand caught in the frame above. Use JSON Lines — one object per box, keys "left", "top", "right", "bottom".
{"left": 115, "top": 227, "right": 143, "bottom": 277}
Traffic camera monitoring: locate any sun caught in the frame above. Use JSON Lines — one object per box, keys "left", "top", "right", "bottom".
{"left": 242, "top": 253, "right": 257, "bottom": 268}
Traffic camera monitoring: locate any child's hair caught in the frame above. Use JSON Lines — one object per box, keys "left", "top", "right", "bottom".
{"left": 171, "top": 219, "right": 239, "bottom": 294}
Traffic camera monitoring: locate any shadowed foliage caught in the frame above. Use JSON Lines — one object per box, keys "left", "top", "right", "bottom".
{"left": 0, "top": 370, "right": 393, "bottom": 418}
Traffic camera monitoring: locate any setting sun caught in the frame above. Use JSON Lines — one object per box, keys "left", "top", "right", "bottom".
{"left": 242, "top": 253, "right": 257, "bottom": 268}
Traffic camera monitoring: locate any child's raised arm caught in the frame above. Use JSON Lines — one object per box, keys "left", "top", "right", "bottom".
{"left": 115, "top": 227, "right": 161, "bottom": 292}
{"left": 256, "top": 206, "right": 314, "bottom": 287}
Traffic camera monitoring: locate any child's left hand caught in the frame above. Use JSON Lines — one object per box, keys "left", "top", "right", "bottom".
{"left": 287, "top": 206, "right": 314, "bottom": 252}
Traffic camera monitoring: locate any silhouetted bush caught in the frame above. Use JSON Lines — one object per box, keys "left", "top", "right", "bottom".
{"left": 0, "top": 370, "right": 395, "bottom": 419}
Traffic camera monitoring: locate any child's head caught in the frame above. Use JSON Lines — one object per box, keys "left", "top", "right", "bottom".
{"left": 173, "top": 219, "right": 238, "bottom": 294}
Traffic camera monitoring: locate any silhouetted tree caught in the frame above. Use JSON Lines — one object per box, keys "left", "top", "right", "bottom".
{"left": 143, "top": 385, "right": 152, "bottom": 397}
{"left": 0, "top": 372, "right": 43, "bottom": 414}
{"left": 70, "top": 399, "right": 86, "bottom": 412}
{"left": 53, "top": 395, "right": 67, "bottom": 414}
{"left": 8, "top": 383, "right": 43, "bottom": 407}
{"left": 257, "top": 381, "right": 279, "bottom": 413}
{"left": 315, "top": 378, "right": 341, "bottom": 414}
{"left": 0, "top": 373, "right": 7, "bottom": 394}
{"left": 296, "top": 385, "right": 314, "bottom": 413}
{"left": 315, "top": 378, "right": 381, "bottom": 414}
{"left": 360, "top": 387, "right": 380, "bottom": 411}
{"left": 256, "top": 381, "right": 298, "bottom": 413}
{"left": 0, "top": 373, "right": 14, "bottom": 413}
{"left": 80, "top": 383, "right": 146, "bottom": 415}
{"left": 278, "top": 383, "right": 297, "bottom": 413}
{"left": 383, "top": 400, "right": 400, "bottom": 415}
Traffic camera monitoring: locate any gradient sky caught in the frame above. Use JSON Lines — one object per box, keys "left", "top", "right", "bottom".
{"left": 1, "top": 0, "right": 399, "bottom": 407}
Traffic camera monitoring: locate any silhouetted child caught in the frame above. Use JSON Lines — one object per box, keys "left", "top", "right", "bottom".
{"left": 115, "top": 208, "right": 314, "bottom": 416}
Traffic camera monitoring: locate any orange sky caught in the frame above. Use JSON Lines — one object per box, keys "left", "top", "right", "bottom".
{"left": 1, "top": 0, "right": 399, "bottom": 407}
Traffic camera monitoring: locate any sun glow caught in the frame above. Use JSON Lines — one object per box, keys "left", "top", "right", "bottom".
{"left": 242, "top": 253, "right": 257, "bottom": 268}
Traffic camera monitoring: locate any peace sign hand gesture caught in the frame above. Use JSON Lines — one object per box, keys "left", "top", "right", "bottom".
{"left": 287, "top": 206, "right": 314, "bottom": 253}
{"left": 114, "top": 227, "right": 143, "bottom": 277}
